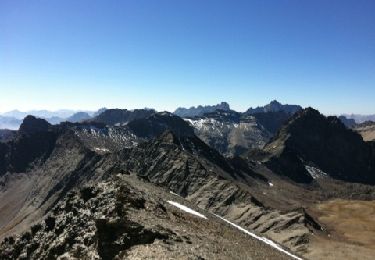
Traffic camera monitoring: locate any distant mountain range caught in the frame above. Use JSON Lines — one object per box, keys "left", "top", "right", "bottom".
{"left": 0, "top": 108, "right": 107, "bottom": 130}
{"left": 0, "top": 116, "right": 22, "bottom": 130}
{"left": 173, "top": 100, "right": 302, "bottom": 118}
{"left": 2, "top": 109, "right": 78, "bottom": 120}
{"left": 340, "top": 114, "right": 375, "bottom": 123}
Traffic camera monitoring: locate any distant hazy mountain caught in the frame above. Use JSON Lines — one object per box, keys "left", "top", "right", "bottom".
{"left": 67, "top": 112, "right": 92, "bottom": 123}
{"left": 0, "top": 116, "right": 22, "bottom": 130}
{"left": 338, "top": 116, "right": 356, "bottom": 128}
{"left": 0, "top": 108, "right": 107, "bottom": 129}
{"left": 2, "top": 109, "right": 76, "bottom": 120}
{"left": 174, "top": 102, "right": 230, "bottom": 117}
{"left": 92, "top": 107, "right": 107, "bottom": 117}
{"left": 340, "top": 114, "right": 375, "bottom": 123}
{"left": 246, "top": 100, "right": 302, "bottom": 115}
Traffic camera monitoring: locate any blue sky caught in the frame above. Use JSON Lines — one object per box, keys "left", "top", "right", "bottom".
{"left": 0, "top": 0, "right": 374, "bottom": 114}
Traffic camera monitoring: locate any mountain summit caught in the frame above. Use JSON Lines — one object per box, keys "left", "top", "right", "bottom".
{"left": 246, "top": 100, "right": 302, "bottom": 115}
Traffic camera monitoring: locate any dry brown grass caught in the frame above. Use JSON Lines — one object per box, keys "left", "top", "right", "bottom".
{"left": 355, "top": 126, "right": 375, "bottom": 141}
{"left": 305, "top": 199, "right": 375, "bottom": 259}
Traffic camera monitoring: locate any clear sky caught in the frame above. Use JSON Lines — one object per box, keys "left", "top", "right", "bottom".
{"left": 1, "top": 0, "right": 374, "bottom": 114}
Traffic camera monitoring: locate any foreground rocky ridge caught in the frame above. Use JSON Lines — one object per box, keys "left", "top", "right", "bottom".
{"left": 0, "top": 175, "right": 295, "bottom": 260}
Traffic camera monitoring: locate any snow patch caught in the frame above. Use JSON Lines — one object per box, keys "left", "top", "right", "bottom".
{"left": 305, "top": 165, "right": 327, "bottom": 179}
{"left": 167, "top": 201, "right": 207, "bottom": 219}
{"left": 214, "top": 214, "right": 302, "bottom": 260}
{"left": 169, "top": 191, "right": 180, "bottom": 196}
{"left": 94, "top": 147, "right": 110, "bottom": 152}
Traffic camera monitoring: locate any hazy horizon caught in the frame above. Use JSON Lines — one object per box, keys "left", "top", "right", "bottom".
{"left": 1, "top": 100, "right": 375, "bottom": 117}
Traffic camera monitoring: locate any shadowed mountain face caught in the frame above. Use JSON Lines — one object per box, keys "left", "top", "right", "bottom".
{"left": 90, "top": 109, "right": 155, "bottom": 125}
{"left": 256, "top": 108, "right": 375, "bottom": 184}
{"left": 19, "top": 116, "right": 50, "bottom": 135}
{"left": 252, "top": 111, "right": 293, "bottom": 134}
{"left": 127, "top": 112, "right": 195, "bottom": 139}
{"left": 0, "top": 130, "right": 16, "bottom": 143}
{"left": 0, "top": 116, "right": 59, "bottom": 176}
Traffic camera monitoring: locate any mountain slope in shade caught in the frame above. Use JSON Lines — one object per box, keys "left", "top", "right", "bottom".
{"left": 127, "top": 112, "right": 195, "bottom": 139}
{"left": 253, "top": 108, "right": 375, "bottom": 184}
{"left": 0, "top": 130, "right": 16, "bottom": 143}
{"left": 251, "top": 111, "right": 293, "bottom": 134}
{"left": 174, "top": 102, "right": 230, "bottom": 117}
{"left": 0, "top": 116, "right": 59, "bottom": 176}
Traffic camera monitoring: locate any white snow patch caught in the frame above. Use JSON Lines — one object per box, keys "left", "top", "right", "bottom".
{"left": 305, "top": 165, "right": 327, "bottom": 179}
{"left": 268, "top": 182, "right": 274, "bottom": 187}
{"left": 167, "top": 201, "right": 207, "bottom": 219}
{"left": 169, "top": 191, "right": 180, "bottom": 196}
{"left": 214, "top": 214, "right": 303, "bottom": 260}
{"left": 94, "top": 147, "right": 110, "bottom": 152}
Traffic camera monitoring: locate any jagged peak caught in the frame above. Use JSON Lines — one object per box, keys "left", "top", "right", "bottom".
{"left": 174, "top": 102, "right": 231, "bottom": 118}
{"left": 286, "top": 107, "right": 348, "bottom": 132}
{"left": 19, "top": 115, "right": 50, "bottom": 135}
